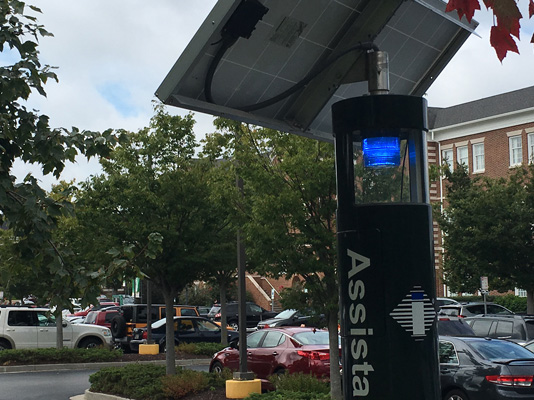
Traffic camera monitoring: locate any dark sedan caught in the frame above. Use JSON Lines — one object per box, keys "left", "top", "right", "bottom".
{"left": 256, "top": 309, "right": 325, "bottom": 330}
{"left": 209, "top": 327, "right": 339, "bottom": 380}
{"left": 130, "top": 316, "right": 239, "bottom": 352}
{"left": 439, "top": 336, "right": 534, "bottom": 400}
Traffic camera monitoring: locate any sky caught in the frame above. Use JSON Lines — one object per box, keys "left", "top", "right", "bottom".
{"left": 5, "top": 1, "right": 534, "bottom": 189}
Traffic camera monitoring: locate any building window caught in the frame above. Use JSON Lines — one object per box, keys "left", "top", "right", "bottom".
{"left": 442, "top": 149, "right": 453, "bottom": 170}
{"left": 509, "top": 135, "right": 522, "bottom": 166}
{"left": 472, "top": 143, "right": 485, "bottom": 173}
{"left": 528, "top": 133, "right": 534, "bottom": 164}
{"left": 515, "top": 288, "right": 527, "bottom": 298}
{"left": 457, "top": 146, "right": 468, "bottom": 169}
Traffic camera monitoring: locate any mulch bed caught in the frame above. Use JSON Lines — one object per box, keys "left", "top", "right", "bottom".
{"left": 119, "top": 351, "right": 209, "bottom": 362}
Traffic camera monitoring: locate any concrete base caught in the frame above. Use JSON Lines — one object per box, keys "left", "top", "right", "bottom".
{"left": 139, "top": 344, "right": 159, "bottom": 355}
{"left": 225, "top": 379, "right": 262, "bottom": 399}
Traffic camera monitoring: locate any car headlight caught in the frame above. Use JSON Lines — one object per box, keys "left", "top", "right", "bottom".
{"left": 102, "top": 330, "right": 111, "bottom": 336}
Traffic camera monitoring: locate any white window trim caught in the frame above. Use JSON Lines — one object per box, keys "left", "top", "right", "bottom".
{"left": 509, "top": 135, "right": 523, "bottom": 167}
{"left": 456, "top": 145, "right": 469, "bottom": 169}
{"left": 472, "top": 143, "right": 485, "bottom": 173}
{"left": 528, "top": 133, "right": 534, "bottom": 164}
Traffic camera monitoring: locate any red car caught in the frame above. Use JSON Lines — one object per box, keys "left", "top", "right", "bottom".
{"left": 209, "top": 327, "right": 339, "bottom": 380}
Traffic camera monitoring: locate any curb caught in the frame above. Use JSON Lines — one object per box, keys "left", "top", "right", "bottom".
{"left": 0, "top": 358, "right": 211, "bottom": 374}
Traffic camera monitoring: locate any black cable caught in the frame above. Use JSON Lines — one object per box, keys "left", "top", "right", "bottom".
{"left": 203, "top": 40, "right": 379, "bottom": 112}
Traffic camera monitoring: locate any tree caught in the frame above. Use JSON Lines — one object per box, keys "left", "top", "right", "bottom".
{"left": 75, "top": 104, "right": 226, "bottom": 374}
{"left": 0, "top": 1, "right": 121, "bottom": 337}
{"left": 437, "top": 164, "right": 534, "bottom": 312}
{"left": 446, "top": 0, "right": 534, "bottom": 61}
{"left": 203, "top": 120, "right": 342, "bottom": 400}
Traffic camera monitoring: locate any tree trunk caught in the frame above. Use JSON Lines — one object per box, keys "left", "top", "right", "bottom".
{"left": 55, "top": 313, "right": 64, "bottom": 349}
{"left": 220, "top": 280, "right": 228, "bottom": 345}
{"left": 328, "top": 311, "right": 342, "bottom": 400}
{"left": 527, "top": 290, "right": 534, "bottom": 314}
{"left": 164, "top": 292, "right": 176, "bottom": 375}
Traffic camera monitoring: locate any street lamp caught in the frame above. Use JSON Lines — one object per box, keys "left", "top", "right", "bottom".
{"left": 333, "top": 52, "right": 440, "bottom": 399}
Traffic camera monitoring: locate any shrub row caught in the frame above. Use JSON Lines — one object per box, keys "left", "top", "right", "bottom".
{"left": 89, "top": 364, "right": 332, "bottom": 400}
{"left": 175, "top": 341, "right": 227, "bottom": 356}
{"left": 0, "top": 347, "right": 122, "bottom": 365}
{"left": 451, "top": 294, "right": 527, "bottom": 313}
{"left": 89, "top": 364, "right": 231, "bottom": 400}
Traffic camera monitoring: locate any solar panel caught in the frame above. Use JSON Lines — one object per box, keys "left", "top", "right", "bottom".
{"left": 156, "top": 0, "right": 477, "bottom": 142}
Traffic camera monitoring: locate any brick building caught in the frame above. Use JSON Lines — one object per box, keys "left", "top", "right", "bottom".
{"left": 427, "top": 86, "right": 534, "bottom": 296}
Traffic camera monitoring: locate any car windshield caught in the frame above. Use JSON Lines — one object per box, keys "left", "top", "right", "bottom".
{"left": 293, "top": 331, "right": 330, "bottom": 345}
{"left": 275, "top": 309, "right": 297, "bottom": 319}
{"left": 467, "top": 339, "right": 534, "bottom": 361}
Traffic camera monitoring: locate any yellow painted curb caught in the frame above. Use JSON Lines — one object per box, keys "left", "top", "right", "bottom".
{"left": 226, "top": 379, "right": 262, "bottom": 399}
{"left": 139, "top": 344, "right": 159, "bottom": 355}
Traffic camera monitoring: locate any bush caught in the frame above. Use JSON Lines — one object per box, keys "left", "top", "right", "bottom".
{"left": 270, "top": 372, "right": 330, "bottom": 394}
{"left": 89, "top": 363, "right": 230, "bottom": 400}
{"left": 246, "top": 390, "right": 332, "bottom": 400}
{"left": 0, "top": 347, "right": 122, "bottom": 365}
{"left": 162, "top": 369, "right": 210, "bottom": 398}
{"left": 492, "top": 294, "right": 527, "bottom": 313}
{"left": 90, "top": 364, "right": 166, "bottom": 400}
{"left": 176, "top": 341, "right": 227, "bottom": 356}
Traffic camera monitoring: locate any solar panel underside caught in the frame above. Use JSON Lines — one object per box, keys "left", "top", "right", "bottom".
{"left": 157, "top": 0, "right": 476, "bottom": 142}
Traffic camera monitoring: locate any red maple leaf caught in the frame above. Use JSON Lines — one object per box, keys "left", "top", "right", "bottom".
{"left": 483, "top": 0, "right": 495, "bottom": 8}
{"left": 492, "top": 0, "right": 522, "bottom": 38}
{"left": 490, "top": 25, "right": 520, "bottom": 61}
{"left": 529, "top": 0, "right": 534, "bottom": 18}
{"left": 445, "top": 0, "right": 481, "bottom": 22}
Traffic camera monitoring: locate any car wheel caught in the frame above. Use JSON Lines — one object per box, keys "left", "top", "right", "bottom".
{"left": 210, "top": 361, "right": 224, "bottom": 374}
{"left": 79, "top": 337, "right": 102, "bottom": 349}
{"left": 444, "top": 389, "right": 469, "bottom": 400}
{"left": 159, "top": 339, "right": 178, "bottom": 353}
{"left": 110, "top": 315, "right": 127, "bottom": 338}
{"left": 0, "top": 339, "right": 12, "bottom": 351}
{"left": 229, "top": 321, "right": 239, "bottom": 331}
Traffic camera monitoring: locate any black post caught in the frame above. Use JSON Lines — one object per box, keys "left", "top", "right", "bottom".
{"left": 333, "top": 95, "right": 440, "bottom": 399}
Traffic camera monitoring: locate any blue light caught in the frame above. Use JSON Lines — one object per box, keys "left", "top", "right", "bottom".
{"left": 363, "top": 137, "right": 400, "bottom": 168}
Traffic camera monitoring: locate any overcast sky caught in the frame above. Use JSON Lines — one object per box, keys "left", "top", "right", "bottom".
{"left": 5, "top": 1, "right": 534, "bottom": 189}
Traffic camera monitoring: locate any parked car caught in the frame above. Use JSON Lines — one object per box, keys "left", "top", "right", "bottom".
{"left": 71, "top": 302, "right": 119, "bottom": 317}
{"left": 439, "top": 302, "right": 513, "bottom": 318}
{"left": 209, "top": 327, "right": 339, "bottom": 381}
{"left": 130, "top": 316, "right": 239, "bottom": 353}
{"left": 0, "top": 306, "right": 113, "bottom": 350}
{"left": 196, "top": 306, "right": 211, "bottom": 318}
{"left": 437, "top": 317, "right": 476, "bottom": 336}
{"left": 465, "top": 314, "right": 534, "bottom": 344}
{"left": 436, "top": 297, "right": 460, "bottom": 307}
{"left": 84, "top": 307, "right": 120, "bottom": 328}
{"left": 439, "top": 335, "right": 534, "bottom": 400}
{"left": 212, "top": 302, "right": 277, "bottom": 331}
{"left": 207, "top": 305, "right": 221, "bottom": 320}
{"left": 110, "top": 304, "right": 199, "bottom": 351}
{"left": 257, "top": 309, "right": 325, "bottom": 329}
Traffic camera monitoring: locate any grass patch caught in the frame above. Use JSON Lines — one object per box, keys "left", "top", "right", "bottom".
{"left": 0, "top": 347, "right": 122, "bottom": 365}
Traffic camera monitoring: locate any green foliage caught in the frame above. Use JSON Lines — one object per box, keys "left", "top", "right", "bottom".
{"left": 270, "top": 372, "right": 330, "bottom": 394}
{"left": 89, "top": 364, "right": 228, "bottom": 400}
{"left": 492, "top": 294, "right": 527, "bottom": 313}
{"left": 89, "top": 364, "right": 166, "bottom": 400}
{"left": 0, "top": 0, "right": 123, "bottom": 313}
{"left": 246, "top": 391, "right": 332, "bottom": 400}
{"left": 161, "top": 369, "right": 210, "bottom": 398}
{"left": 0, "top": 347, "right": 122, "bottom": 365}
{"left": 437, "top": 165, "right": 534, "bottom": 300}
{"left": 176, "top": 341, "right": 227, "bottom": 356}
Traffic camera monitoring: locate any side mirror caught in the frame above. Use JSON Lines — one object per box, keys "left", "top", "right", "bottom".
{"left": 62, "top": 321, "right": 68, "bottom": 328}
{"left": 230, "top": 339, "right": 239, "bottom": 350}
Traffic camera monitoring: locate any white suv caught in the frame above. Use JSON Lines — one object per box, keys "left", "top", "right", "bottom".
{"left": 0, "top": 307, "right": 113, "bottom": 350}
